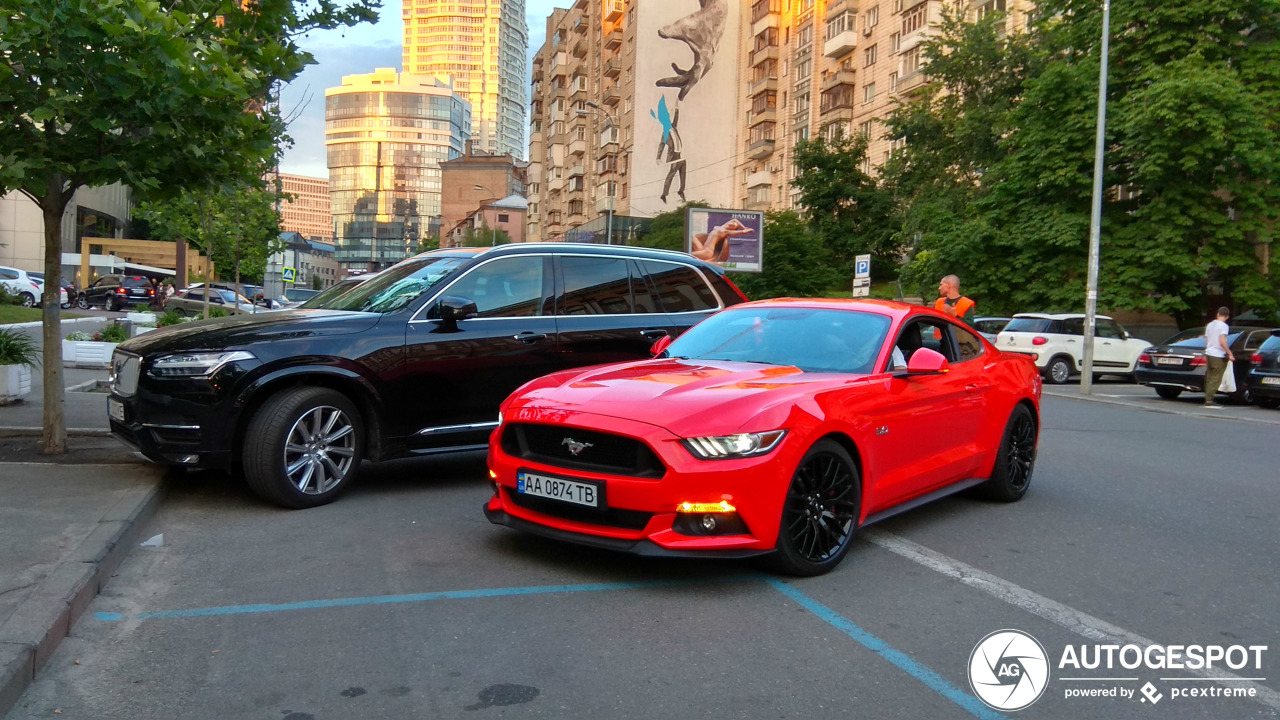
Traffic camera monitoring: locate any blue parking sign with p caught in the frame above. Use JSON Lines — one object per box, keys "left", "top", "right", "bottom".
{"left": 855, "top": 259, "right": 870, "bottom": 276}
{"left": 282, "top": 267, "right": 296, "bottom": 284}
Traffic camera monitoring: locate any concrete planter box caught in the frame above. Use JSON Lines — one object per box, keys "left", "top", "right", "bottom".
{"left": 0, "top": 364, "right": 33, "bottom": 404}
{"left": 62, "top": 340, "right": 118, "bottom": 368}
{"left": 131, "top": 325, "right": 157, "bottom": 338}
{"left": 127, "top": 311, "right": 158, "bottom": 326}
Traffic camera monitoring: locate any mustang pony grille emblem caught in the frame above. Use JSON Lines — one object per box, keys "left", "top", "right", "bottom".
{"left": 561, "top": 438, "right": 594, "bottom": 456}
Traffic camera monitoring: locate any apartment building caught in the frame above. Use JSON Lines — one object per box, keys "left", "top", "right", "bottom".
{"left": 325, "top": 69, "right": 471, "bottom": 270}
{"left": 527, "top": 0, "right": 1031, "bottom": 243}
{"left": 735, "top": 0, "right": 1034, "bottom": 212}
{"left": 267, "top": 172, "right": 333, "bottom": 244}
{"left": 403, "top": 0, "right": 528, "bottom": 158}
{"left": 438, "top": 142, "right": 529, "bottom": 243}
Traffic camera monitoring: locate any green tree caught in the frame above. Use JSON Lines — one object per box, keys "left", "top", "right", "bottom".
{"left": 732, "top": 211, "right": 840, "bottom": 299}
{"left": 791, "top": 133, "right": 899, "bottom": 279}
{"left": 0, "top": 0, "right": 376, "bottom": 452}
{"left": 459, "top": 226, "right": 513, "bottom": 247}
{"left": 628, "top": 202, "right": 709, "bottom": 252}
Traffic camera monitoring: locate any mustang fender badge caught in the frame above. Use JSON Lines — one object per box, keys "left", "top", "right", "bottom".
{"left": 562, "top": 438, "right": 594, "bottom": 456}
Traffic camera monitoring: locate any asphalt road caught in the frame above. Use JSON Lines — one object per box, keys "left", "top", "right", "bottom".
{"left": 6, "top": 395, "right": 1279, "bottom": 719}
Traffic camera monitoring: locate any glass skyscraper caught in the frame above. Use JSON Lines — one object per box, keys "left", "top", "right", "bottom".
{"left": 325, "top": 69, "right": 471, "bottom": 270}
{"left": 402, "top": 0, "right": 527, "bottom": 159}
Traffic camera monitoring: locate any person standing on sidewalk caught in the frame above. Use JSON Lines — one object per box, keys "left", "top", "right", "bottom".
{"left": 1203, "top": 306, "right": 1234, "bottom": 408}
{"left": 934, "top": 275, "right": 975, "bottom": 326}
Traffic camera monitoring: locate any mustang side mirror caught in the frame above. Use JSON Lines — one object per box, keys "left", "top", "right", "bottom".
{"left": 650, "top": 335, "right": 674, "bottom": 357}
{"left": 436, "top": 296, "right": 478, "bottom": 333}
{"left": 902, "top": 347, "right": 950, "bottom": 376}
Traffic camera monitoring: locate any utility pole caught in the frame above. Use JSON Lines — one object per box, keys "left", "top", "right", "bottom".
{"left": 578, "top": 101, "right": 616, "bottom": 245}
{"left": 1082, "top": 0, "right": 1112, "bottom": 396}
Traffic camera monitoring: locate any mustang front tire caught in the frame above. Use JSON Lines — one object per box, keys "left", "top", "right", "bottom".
{"left": 980, "top": 404, "right": 1038, "bottom": 502}
{"left": 243, "top": 387, "right": 364, "bottom": 509}
{"left": 769, "top": 439, "right": 861, "bottom": 577}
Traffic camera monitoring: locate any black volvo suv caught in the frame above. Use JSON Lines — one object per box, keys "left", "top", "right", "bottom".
{"left": 107, "top": 244, "right": 748, "bottom": 508}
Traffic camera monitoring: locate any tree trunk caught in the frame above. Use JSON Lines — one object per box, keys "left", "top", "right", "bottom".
{"left": 39, "top": 174, "right": 69, "bottom": 454}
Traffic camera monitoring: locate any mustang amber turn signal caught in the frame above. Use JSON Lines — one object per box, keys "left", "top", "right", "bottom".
{"left": 676, "top": 500, "right": 736, "bottom": 513}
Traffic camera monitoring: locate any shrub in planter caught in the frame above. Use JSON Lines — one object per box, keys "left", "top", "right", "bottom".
{"left": 66, "top": 331, "right": 94, "bottom": 342}
{"left": 0, "top": 327, "right": 39, "bottom": 403}
{"left": 94, "top": 323, "right": 129, "bottom": 343}
{"left": 203, "top": 307, "right": 230, "bottom": 319}
{"left": 156, "top": 310, "right": 186, "bottom": 328}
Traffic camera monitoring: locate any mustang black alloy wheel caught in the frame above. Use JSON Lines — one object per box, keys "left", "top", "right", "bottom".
{"left": 771, "top": 439, "right": 861, "bottom": 577}
{"left": 243, "top": 387, "right": 364, "bottom": 509}
{"left": 980, "top": 404, "right": 1038, "bottom": 502}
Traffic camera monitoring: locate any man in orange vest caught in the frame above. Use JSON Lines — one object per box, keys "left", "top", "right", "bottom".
{"left": 934, "top": 274, "right": 975, "bottom": 327}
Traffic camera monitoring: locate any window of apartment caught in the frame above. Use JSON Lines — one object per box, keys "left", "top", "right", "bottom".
{"left": 858, "top": 120, "right": 874, "bottom": 138}
{"left": 568, "top": 199, "right": 584, "bottom": 215}
{"left": 894, "top": 0, "right": 903, "bottom": 11}
{"left": 749, "top": 185, "right": 770, "bottom": 205}
{"left": 901, "top": 46, "right": 921, "bottom": 75}
{"left": 797, "top": 24, "right": 814, "bottom": 48}
{"left": 596, "top": 154, "right": 617, "bottom": 173}
{"left": 903, "top": 3, "right": 927, "bottom": 34}
{"left": 864, "top": 44, "right": 877, "bottom": 66}
{"left": 889, "top": 71, "right": 898, "bottom": 89}
{"left": 825, "top": 11, "right": 854, "bottom": 40}
{"left": 753, "top": 91, "right": 778, "bottom": 114}
{"left": 863, "top": 82, "right": 876, "bottom": 104}
{"left": 795, "top": 89, "right": 810, "bottom": 113}
{"left": 795, "top": 58, "right": 812, "bottom": 80}
{"left": 575, "top": 126, "right": 586, "bottom": 140}
{"left": 796, "top": 0, "right": 815, "bottom": 15}
{"left": 755, "top": 26, "right": 779, "bottom": 51}
{"left": 794, "top": 124, "right": 809, "bottom": 143}
{"left": 864, "top": 5, "right": 879, "bottom": 31}
{"left": 860, "top": 157, "right": 872, "bottom": 174}
{"left": 749, "top": 122, "right": 776, "bottom": 144}
{"left": 820, "top": 121, "right": 844, "bottom": 141}
{"left": 976, "top": 0, "right": 1007, "bottom": 21}
{"left": 891, "top": 31, "right": 901, "bottom": 52}
{"left": 497, "top": 214, "right": 509, "bottom": 223}
{"left": 753, "top": 59, "right": 779, "bottom": 82}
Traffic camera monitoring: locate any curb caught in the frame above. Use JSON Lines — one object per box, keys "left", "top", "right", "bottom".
{"left": 0, "top": 317, "right": 102, "bottom": 330}
{"left": 0, "top": 466, "right": 168, "bottom": 717}
{"left": 1042, "top": 388, "right": 1280, "bottom": 426}
{"left": 0, "top": 428, "right": 111, "bottom": 438}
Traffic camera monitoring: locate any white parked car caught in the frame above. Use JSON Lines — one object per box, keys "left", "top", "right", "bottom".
{"left": 996, "top": 313, "right": 1151, "bottom": 384}
{"left": 0, "top": 265, "right": 66, "bottom": 308}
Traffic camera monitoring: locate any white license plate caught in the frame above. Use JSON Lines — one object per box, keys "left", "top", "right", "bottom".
{"left": 517, "top": 471, "right": 602, "bottom": 508}
{"left": 108, "top": 398, "right": 125, "bottom": 422}
{"left": 1155, "top": 356, "right": 1183, "bottom": 365}
{"left": 1263, "top": 377, "right": 1280, "bottom": 386}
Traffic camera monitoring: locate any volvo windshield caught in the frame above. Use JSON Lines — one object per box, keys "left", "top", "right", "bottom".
{"left": 308, "top": 256, "right": 472, "bottom": 313}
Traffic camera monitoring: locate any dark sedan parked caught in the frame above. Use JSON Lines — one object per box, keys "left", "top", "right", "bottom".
{"left": 1247, "top": 331, "right": 1280, "bottom": 409}
{"left": 107, "top": 244, "right": 748, "bottom": 509}
{"left": 1134, "top": 326, "right": 1275, "bottom": 404}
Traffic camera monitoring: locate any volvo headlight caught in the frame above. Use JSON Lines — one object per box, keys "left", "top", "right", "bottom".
{"left": 149, "top": 351, "right": 255, "bottom": 378}
{"left": 682, "top": 430, "right": 787, "bottom": 460}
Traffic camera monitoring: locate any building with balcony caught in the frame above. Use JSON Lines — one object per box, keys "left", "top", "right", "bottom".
{"left": 527, "top": 0, "right": 636, "bottom": 244}
{"left": 266, "top": 172, "right": 332, "bottom": 245}
{"left": 732, "top": 0, "right": 1036, "bottom": 213}
{"left": 402, "top": 0, "right": 527, "bottom": 158}
{"left": 325, "top": 68, "right": 471, "bottom": 271}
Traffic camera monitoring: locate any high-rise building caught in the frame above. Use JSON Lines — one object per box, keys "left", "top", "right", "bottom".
{"left": 267, "top": 172, "right": 333, "bottom": 244}
{"left": 735, "top": 0, "right": 1036, "bottom": 213}
{"left": 403, "top": 0, "right": 528, "bottom": 159}
{"left": 325, "top": 68, "right": 471, "bottom": 270}
{"left": 526, "top": 0, "right": 1035, "bottom": 243}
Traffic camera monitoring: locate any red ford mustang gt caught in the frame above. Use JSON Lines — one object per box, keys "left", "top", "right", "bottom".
{"left": 484, "top": 299, "right": 1042, "bottom": 576}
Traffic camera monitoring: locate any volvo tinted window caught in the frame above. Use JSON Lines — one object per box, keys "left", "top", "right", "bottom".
{"left": 642, "top": 261, "right": 718, "bottom": 313}
{"left": 442, "top": 256, "right": 546, "bottom": 318}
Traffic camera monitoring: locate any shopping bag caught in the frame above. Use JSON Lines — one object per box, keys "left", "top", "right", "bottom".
{"left": 1219, "top": 367, "right": 1237, "bottom": 393}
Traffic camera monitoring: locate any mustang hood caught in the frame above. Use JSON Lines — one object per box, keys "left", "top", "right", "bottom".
{"left": 118, "top": 309, "right": 382, "bottom": 355}
{"left": 513, "top": 359, "right": 873, "bottom": 436}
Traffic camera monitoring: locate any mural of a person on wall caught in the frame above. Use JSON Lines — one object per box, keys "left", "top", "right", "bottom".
{"left": 652, "top": 96, "right": 686, "bottom": 204}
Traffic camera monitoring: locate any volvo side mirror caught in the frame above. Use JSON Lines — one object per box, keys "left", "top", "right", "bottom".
{"left": 436, "top": 296, "right": 478, "bottom": 332}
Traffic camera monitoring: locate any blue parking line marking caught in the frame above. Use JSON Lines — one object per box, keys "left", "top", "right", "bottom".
{"left": 93, "top": 576, "right": 762, "bottom": 623}
{"left": 765, "top": 578, "right": 1004, "bottom": 720}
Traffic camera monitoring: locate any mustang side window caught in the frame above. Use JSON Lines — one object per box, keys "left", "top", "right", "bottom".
{"left": 954, "top": 326, "right": 985, "bottom": 362}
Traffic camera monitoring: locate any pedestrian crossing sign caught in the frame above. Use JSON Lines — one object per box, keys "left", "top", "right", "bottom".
{"left": 282, "top": 267, "right": 296, "bottom": 284}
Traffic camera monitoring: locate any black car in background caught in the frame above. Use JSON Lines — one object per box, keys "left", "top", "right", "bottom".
{"left": 78, "top": 274, "right": 156, "bottom": 310}
{"left": 1247, "top": 331, "right": 1280, "bottom": 409}
{"left": 107, "top": 244, "right": 749, "bottom": 508}
{"left": 1134, "top": 326, "right": 1275, "bottom": 404}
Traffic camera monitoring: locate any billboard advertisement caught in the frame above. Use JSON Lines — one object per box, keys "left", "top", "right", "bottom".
{"left": 632, "top": 1, "right": 740, "bottom": 217}
{"left": 685, "top": 207, "right": 763, "bottom": 273}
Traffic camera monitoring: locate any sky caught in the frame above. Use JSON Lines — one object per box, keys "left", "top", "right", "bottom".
{"left": 276, "top": 0, "right": 573, "bottom": 178}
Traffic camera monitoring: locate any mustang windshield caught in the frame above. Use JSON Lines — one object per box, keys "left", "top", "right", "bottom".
{"left": 309, "top": 256, "right": 471, "bottom": 313}
{"left": 667, "top": 307, "right": 891, "bottom": 374}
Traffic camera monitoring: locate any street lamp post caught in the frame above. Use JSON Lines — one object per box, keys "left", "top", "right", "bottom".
{"left": 1082, "top": 0, "right": 1112, "bottom": 396}
{"left": 577, "top": 101, "right": 616, "bottom": 245}
{"left": 474, "top": 184, "right": 498, "bottom": 246}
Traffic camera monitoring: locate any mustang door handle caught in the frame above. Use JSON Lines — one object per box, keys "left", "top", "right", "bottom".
{"left": 513, "top": 332, "right": 547, "bottom": 343}
{"left": 640, "top": 329, "right": 669, "bottom": 339}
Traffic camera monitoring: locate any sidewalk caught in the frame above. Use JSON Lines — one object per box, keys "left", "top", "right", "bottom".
{"left": 0, "top": 318, "right": 169, "bottom": 717}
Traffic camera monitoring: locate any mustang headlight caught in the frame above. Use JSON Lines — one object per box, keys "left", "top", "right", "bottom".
{"left": 149, "top": 351, "right": 255, "bottom": 378}
{"left": 682, "top": 430, "right": 787, "bottom": 460}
